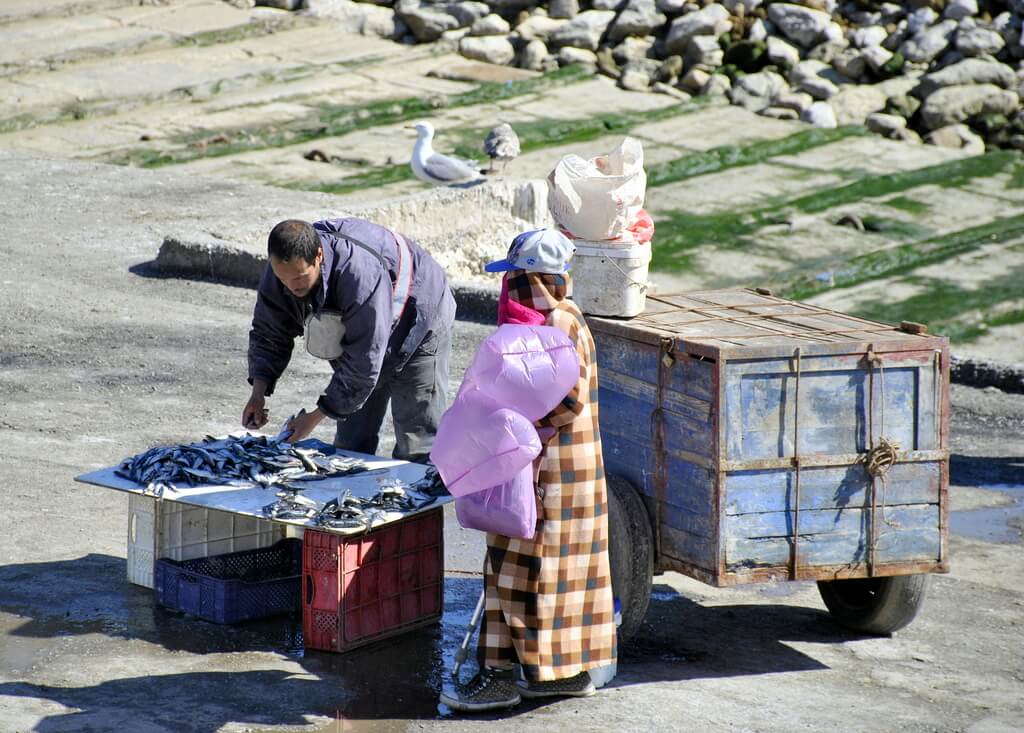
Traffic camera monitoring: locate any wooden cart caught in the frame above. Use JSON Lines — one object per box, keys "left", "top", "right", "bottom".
{"left": 589, "top": 288, "right": 949, "bottom": 639}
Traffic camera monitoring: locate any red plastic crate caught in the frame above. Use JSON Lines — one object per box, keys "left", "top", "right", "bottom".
{"left": 302, "top": 508, "right": 444, "bottom": 652}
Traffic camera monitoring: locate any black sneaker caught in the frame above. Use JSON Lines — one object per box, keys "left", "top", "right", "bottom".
{"left": 440, "top": 668, "right": 522, "bottom": 713}
{"left": 517, "top": 671, "right": 597, "bottom": 699}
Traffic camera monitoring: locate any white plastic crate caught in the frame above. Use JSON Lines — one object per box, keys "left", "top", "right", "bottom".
{"left": 127, "top": 494, "right": 286, "bottom": 589}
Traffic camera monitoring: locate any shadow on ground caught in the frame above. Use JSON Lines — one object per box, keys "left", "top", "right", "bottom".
{"left": 0, "top": 553, "right": 867, "bottom": 729}
{"left": 950, "top": 454, "right": 1024, "bottom": 488}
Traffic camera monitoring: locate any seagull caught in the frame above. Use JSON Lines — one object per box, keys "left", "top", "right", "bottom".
{"left": 482, "top": 122, "right": 520, "bottom": 173}
{"left": 407, "top": 121, "right": 483, "bottom": 186}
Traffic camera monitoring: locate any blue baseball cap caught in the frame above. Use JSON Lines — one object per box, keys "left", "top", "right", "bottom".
{"left": 484, "top": 228, "right": 576, "bottom": 274}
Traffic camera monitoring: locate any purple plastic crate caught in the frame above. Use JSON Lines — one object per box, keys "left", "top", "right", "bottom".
{"left": 154, "top": 538, "right": 302, "bottom": 624}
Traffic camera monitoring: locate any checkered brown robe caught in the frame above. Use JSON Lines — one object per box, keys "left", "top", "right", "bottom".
{"left": 480, "top": 271, "right": 617, "bottom": 682}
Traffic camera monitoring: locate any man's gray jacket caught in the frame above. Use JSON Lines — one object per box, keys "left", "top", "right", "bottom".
{"left": 247, "top": 217, "right": 456, "bottom": 419}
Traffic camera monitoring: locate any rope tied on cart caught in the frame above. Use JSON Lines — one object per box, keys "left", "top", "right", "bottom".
{"left": 865, "top": 348, "right": 902, "bottom": 558}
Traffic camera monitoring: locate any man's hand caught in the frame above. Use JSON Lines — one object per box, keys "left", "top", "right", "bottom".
{"left": 242, "top": 393, "right": 269, "bottom": 430}
{"left": 286, "top": 408, "right": 325, "bottom": 443}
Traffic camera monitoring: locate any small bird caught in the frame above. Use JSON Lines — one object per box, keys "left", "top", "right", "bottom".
{"left": 407, "top": 121, "right": 483, "bottom": 187}
{"left": 482, "top": 122, "right": 520, "bottom": 173}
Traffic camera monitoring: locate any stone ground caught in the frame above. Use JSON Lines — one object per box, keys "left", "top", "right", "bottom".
{"left": 1, "top": 0, "right": 1022, "bottom": 362}
{"left": 0, "top": 148, "right": 1022, "bottom": 733}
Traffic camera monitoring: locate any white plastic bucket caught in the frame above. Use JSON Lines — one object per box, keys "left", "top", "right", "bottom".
{"left": 570, "top": 241, "right": 652, "bottom": 318}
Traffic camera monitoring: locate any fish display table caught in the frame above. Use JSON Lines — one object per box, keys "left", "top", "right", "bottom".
{"left": 75, "top": 440, "right": 447, "bottom": 534}
{"left": 75, "top": 439, "right": 450, "bottom": 651}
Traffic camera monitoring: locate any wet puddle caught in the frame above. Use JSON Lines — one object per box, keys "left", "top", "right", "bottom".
{"left": 950, "top": 483, "right": 1024, "bottom": 544}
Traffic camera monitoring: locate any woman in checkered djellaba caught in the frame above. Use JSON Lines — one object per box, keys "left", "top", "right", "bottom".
{"left": 441, "top": 230, "right": 617, "bottom": 713}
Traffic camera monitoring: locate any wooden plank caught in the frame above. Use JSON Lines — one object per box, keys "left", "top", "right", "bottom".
{"left": 726, "top": 525, "right": 940, "bottom": 569}
{"left": 724, "top": 461, "right": 941, "bottom": 514}
{"left": 661, "top": 525, "right": 716, "bottom": 576}
{"left": 660, "top": 500, "right": 715, "bottom": 538}
{"left": 600, "top": 388, "right": 713, "bottom": 460}
{"left": 724, "top": 364, "right": 919, "bottom": 460}
{"left": 726, "top": 503, "right": 938, "bottom": 539}
{"left": 600, "top": 368, "right": 713, "bottom": 423}
{"left": 716, "top": 559, "right": 948, "bottom": 585}
{"left": 594, "top": 331, "right": 716, "bottom": 401}
{"left": 727, "top": 350, "right": 935, "bottom": 376}
{"left": 602, "top": 435, "right": 716, "bottom": 511}
{"left": 720, "top": 450, "right": 948, "bottom": 471}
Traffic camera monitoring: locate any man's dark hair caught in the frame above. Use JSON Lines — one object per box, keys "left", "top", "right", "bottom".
{"left": 268, "top": 219, "right": 321, "bottom": 263}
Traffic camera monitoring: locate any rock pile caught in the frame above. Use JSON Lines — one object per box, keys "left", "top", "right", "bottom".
{"left": 301, "top": 0, "right": 1024, "bottom": 152}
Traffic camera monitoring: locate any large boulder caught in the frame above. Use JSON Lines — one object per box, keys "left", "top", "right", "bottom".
{"left": 914, "top": 57, "right": 1017, "bottom": 98}
{"left": 520, "top": 38, "right": 548, "bottom": 70}
{"left": 303, "top": 0, "right": 408, "bottom": 40}
{"left": 396, "top": 0, "right": 488, "bottom": 41}
{"left": 687, "top": 35, "right": 724, "bottom": 67}
{"left": 664, "top": 4, "right": 732, "bottom": 55}
{"left": 460, "top": 35, "right": 516, "bottom": 64}
{"left": 767, "top": 3, "right": 833, "bottom": 48}
{"left": 850, "top": 25, "right": 888, "bottom": 49}
{"left": 801, "top": 100, "right": 838, "bottom": 127}
{"left": 549, "top": 0, "right": 579, "bottom": 19}
{"left": 920, "top": 83, "right": 1019, "bottom": 129}
{"left": 471, "top": 13, "right": 510, "bottom": 35}
{"left": 899, "top": 19, "right": 957, "bottom": 63}
{"left": 789, "top": 59, "right": 847, "bottom": 100}
{"left": 766, "top": 36, "right": 801, "bottom": 68}
{"left": 926, "top": 123, "right": 985, "bottom": 153}
{"left": 829, "top": 85, "right": 887, "bottom": 125}
{"left": 956, "top": 26, "right": 1006, "bottom": 57}
{"left": 729, "top": 69, "right": 788, "bottom": 110}
{"left": 548, "top": 10, "right": 617, "bottom": 51}
{"left": 943, "top": 0, "right": 978, "bottom": 22}
{"left": 514, "top": 15, "right": 567, "bottom": 42}
{"left": 608, "top": 0, "right": 666, "bottom": 42}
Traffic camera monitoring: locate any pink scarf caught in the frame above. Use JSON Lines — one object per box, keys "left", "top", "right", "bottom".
{"left": 497, "top": 274, "right": 546, "bottom": 326}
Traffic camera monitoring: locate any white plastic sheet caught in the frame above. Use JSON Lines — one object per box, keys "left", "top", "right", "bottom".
{"left": 547, "top": 137, "right": 647, "bottom": 242}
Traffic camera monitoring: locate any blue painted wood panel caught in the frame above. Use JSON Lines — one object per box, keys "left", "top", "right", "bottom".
{"left": 725, "top": 365, "right": 919, "bottom": 460}
{"left": 726, "top": 528, "right": 940, "bottom": 569}
{"left": 602, "top": 436, "right": 715, "bottom": 514}
{"left": 724, "top": 462, "right": 941, "bottom": 514}
{"left": 725, "top": 505, "right": 939, "bottom": 568}
{"left": 594, "top": 331, "right": 715, "bottom": 402}
{"left": 599, "top": 382, "right": 713, "bottom": 460}
{"left": 594, "top": 325, "right": 944, "bottom": 581}
{"left": 662, "top": 526, "right": 716, "bottom": 568}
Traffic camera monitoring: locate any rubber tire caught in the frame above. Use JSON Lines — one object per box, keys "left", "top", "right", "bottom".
{"left": 606, "top": 474, "right": 654, "bottom": 643}
{"left": 817, "top": 574, "right": 930, "bottom": 635}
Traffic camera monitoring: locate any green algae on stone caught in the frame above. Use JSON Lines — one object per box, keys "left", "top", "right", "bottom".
{"left": 780, "top": 213, "right": 1024, "bottom": 301}
{"left": 645, "top": 127, "right": 866, "bottom": 188}
{"left": 301, "top": 101, "right": 713, "bottom": 196}
{"left": 447, "top": 100, "right": 710, "bottom": 161}
{"left": 857, "top": 214, "right": 931, "bottom": 240}
{"left": 648, "top": 150, "right": 1021, "bottom": 271}
{"left": 110, "top": 65, "right": 594, "bottom": 168}
{"left": 881, "top": 195, "right": 930, "bottom": 214}
{"left": 849, "top": 266, "right": 1024, "bottom": 344}
{"left": 175, "top": 17, "right": 301, "bottom": 48}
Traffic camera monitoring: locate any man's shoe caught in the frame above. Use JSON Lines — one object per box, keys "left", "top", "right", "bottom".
{"left": 516, "top": 671, "right": 596, "bottom": 699}
{"left": 440, "top": 668, "right": 522, "bottom": 713}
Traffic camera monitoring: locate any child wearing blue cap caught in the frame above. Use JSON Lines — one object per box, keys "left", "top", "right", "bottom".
{"left": 441, "top": 229, "right": 617, "bottom": 713}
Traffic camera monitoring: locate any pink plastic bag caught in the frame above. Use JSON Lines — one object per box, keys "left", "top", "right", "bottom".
{"left": 430, "top": 390, "right": 541, "bottom": 497}
{"left": 454, "top": 466, "right": 537, "bottom": 539}
{"left": 628, "top": 208, "right": 654, "bottom": 244}
{"left": 461, "top": 325, "right": 579, "bottom": 422}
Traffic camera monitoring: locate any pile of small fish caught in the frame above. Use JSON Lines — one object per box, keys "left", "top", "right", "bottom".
{"left": 263, "top": 468, "right": 449, "bottom": 532}
{"left": 115, "top": 434, "right": 369, "bottom": 497}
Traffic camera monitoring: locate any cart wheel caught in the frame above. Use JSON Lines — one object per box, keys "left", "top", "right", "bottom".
{"left": 817, "top": 574, "right": 930, "bottom": 635}
{"left": 606, "top": 474, "right": 654, "bottom": 642}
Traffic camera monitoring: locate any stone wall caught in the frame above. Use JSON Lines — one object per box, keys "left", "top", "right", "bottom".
{"left": 297, "top": 0, "right": 1024, "bottom": 152}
